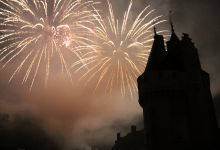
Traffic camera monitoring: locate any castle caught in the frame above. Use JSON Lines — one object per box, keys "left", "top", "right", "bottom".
{"left": 137, "top": 23, "right": 219, "bottom": 149}
{"left": 112, "top": 24, "right": 219, "bottom": 150}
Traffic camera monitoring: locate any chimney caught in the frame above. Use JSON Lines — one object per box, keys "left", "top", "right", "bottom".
{"left": 117, "top": 132, "right": 121, "bottom": 140}
{"left": 131, "top": 125, "right": 136, "bottom": 133}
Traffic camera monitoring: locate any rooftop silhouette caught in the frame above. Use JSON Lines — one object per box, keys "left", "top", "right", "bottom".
{"left": 137, "top": 23, "right": 219, "bottom": 150}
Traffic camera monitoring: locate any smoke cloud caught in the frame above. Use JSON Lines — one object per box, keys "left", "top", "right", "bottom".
{"left": 0, "top": 70, "right": 142, "bottom": 149}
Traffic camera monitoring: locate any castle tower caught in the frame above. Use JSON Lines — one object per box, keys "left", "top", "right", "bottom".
{"left": 137, "top": 26, "right": 218, "bottom": 150}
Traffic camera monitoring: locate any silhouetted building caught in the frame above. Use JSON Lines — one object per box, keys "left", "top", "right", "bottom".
{"left": 112, "top": 125, "right": 145, "bottom": 150}
{"left": 0, "top": 113, "right": 60, "bottom": 150}
{"left": 137, "top": 24, "right": 219, "bottom": 150}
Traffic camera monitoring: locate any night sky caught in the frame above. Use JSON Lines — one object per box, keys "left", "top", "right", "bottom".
{"left": 0, "top": 0, "right": 220, "bottom": 149}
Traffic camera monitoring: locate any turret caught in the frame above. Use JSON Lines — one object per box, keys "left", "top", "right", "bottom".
{"left": 145, "top": 27, "right": 166, "bottom": 71}
{"left": 165, "top": 12, "right": 182, "bottom": 70}
{"left": 180, "top": 33, "right": 201, "bottom": 71}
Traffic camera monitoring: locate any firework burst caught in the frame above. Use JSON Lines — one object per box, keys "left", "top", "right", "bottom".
{"left": 72, "top": 0, "right": 168, "bottom": 97}
{"left": 0, "top": 0, "right": 96, "bottom": 89}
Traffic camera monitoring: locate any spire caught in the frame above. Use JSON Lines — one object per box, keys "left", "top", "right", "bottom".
{"left": 167, "top": 10, "right": 179, "bottom": 42}
{"left": 153, "top": 20, "right": 157, "bottom": 35}
{"left": 165, "top": 11, "right": 181, "bottom": 70}
{"left": 169, "top": 11, "right": 174, "bottom": 33}
{"left": 154, "top": 26, "right": 157, "bottom": 35}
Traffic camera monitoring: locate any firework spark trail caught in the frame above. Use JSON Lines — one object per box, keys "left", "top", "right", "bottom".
{"left": 0, "top": 0, "right": 96, "bottom": 90}
{"left": 72, "top": 0, "right": 168, "bottom": 97}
